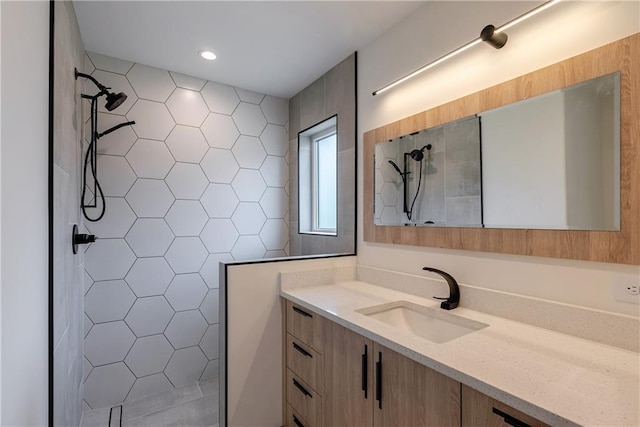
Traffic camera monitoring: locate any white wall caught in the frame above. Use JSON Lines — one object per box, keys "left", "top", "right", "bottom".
{"left": 222, "top": 256, "right": 356, "bottom": 426}
{"left": 358, "top": 1, "right": 640, "bottom": 317}
{"left": 0, "top": 1, "right": 50, "bottom": 425}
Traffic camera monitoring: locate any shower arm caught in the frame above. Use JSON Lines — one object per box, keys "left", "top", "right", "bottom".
{"left": 81, "top": 93, "right": 104, "bottom": 102}
{"left": 75, "top": 68, "right": 109, "bottom": 94}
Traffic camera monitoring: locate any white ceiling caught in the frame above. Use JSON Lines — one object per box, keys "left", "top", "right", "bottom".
{"left": 73, "top": 1, "right": 427, "bottom": 99}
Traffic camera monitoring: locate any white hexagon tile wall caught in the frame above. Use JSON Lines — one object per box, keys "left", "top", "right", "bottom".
{"left": 81, "top": 52, "right": 289, "bottom": 410}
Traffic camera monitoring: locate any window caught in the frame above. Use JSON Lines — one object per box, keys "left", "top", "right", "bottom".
{"left": 299, "top": 116, "right": 338, "bottom": 235}
{"left": 313, "top": 129, "right": 337, "bottom": 232}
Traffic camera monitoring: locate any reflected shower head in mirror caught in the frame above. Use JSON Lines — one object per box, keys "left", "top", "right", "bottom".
{"left": 410, "top": 144, "right": 432, "bottom": 161}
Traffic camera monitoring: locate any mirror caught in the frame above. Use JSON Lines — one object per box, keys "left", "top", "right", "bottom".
{"left": 374, "top": 73, "right": 620, "bottom": 231}
{"left": 363, "top": 34, "right": 640, "bottom": 264}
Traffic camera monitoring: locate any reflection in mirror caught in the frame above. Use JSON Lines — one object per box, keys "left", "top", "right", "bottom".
{"left": 374, "top": 72, "right": 620, "bottom": 231}
{"left": 375, "top": 117, "right": 482, "bottom": 227}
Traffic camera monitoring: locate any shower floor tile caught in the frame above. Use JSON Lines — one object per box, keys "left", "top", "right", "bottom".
{"left": 80, "top": 378, "right": 219, "bottom": 427}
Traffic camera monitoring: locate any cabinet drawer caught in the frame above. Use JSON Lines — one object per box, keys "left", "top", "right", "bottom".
{"left": 286, "top": 334, "right": 322, "bottom": 392}
{"left": 286, "top": 301, "right": 323, "bottom": 351}
{"left": 286, "top": 403, "right": 310, "bottom": 427}
{"left": 462, "top": 385, "right": 550, "bottom": 427}
{"left": 286, "top": 369, "right": 321, "bottom": 427}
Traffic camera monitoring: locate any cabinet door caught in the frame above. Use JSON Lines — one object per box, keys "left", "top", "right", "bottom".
{"left": 462, "top": 385, "right": 550, "bottom": 427}
{"left": 322, "top": 320, "right": 374, "bottom": 426}
{"left": 373, "top": 343, "right": 460, "bottom": 427}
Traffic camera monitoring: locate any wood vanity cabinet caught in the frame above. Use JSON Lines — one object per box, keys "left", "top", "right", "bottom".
{"left": 284, "top": 300, "right": 325, "bottom": 427}
{"left": 461, "top": 385, "right": 550, "bottom": 427}
{"left": 284, "top": 299, "right": 459, "bottom": 426}
{"left": 284, "top": 299, "right": 548, "bottom": 427}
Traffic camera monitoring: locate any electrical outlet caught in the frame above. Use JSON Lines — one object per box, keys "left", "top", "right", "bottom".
{"left": 613, "top": 275, "right": 640, "bottom": 304}
{"left": 627, "top": 284, "right": 640, "bottom": 295}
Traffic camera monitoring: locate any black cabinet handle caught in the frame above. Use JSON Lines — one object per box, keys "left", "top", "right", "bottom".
{"left": 361, "top": 344, "right": 368, "bottom": 399}
{"left": 292, "top": 306, "right": 312, "bottom": 318}
{"left": 293, "top": 378, "right": 313, "bottom": 398}
{"left": 492, "top": 407, "right": 532, "bottom": 427}
{"left": 292, "top": 414, "right": 304, "bottom": 427}
{"left": 375, "top": 351, "right": 382, "bottom": 409}
{"left": 293, "top": 342, "right": 312, "bottom": 358}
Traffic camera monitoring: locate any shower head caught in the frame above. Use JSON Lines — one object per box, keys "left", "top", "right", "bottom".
{"left": 410, "top": 144, "right": 433, "bottom": 161}
{"left": 104, "top": 92, "right": 127, "bottom": 111}
{"left": 409, "top": 149, "right": 424, "bottom": 161}
{"left": 75, "top": 68, "right": 129, "bottom": 112}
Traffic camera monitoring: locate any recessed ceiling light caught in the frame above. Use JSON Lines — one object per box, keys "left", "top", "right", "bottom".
{"left": 199, "top": 50, "right": 217, "bottom": 61}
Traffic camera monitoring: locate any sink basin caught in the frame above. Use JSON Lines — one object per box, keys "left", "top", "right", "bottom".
{"left": 357, "top": 301, "right": 488, "bottom": 343}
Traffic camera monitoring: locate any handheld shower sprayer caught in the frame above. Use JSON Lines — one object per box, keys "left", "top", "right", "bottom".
{"left": 405, "top": 144, "right": 432, "bottom": 220}
{"left": 388, "top": 160, "right": 406, "bottom": 179}
{"left": 98, "top": 121, "right": 137, "bottom": 139}
{"left": 74, "top": 68, "right": 135, "bottom": 222}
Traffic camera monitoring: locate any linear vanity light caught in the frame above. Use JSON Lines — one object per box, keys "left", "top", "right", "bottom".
{"left": 372, "top": 0, "right": 561, "bottom": 96}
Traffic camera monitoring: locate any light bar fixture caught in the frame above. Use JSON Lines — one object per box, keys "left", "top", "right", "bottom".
{"left": 372, "top": 0, "right": 561, "bottom": 96}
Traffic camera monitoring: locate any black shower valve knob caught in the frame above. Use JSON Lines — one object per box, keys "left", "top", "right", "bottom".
{"left": 74, "top": 233, "right": 97, "bottom": 245}
{"left": 72, "top": 224, "right": 97, "bottom": 254}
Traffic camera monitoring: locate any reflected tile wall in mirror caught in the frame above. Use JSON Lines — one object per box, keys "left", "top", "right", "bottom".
{"left": 374, "top": 117, "right": 481, "bottom": 227}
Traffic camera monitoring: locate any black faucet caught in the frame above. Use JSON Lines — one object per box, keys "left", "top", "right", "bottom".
{"left": 422, "top": 267, "right": 460, "bottom": 310}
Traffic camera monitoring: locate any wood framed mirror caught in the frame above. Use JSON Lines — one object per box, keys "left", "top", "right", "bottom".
{"left": 363, "top": 33, "right": 639, "bottom": 265}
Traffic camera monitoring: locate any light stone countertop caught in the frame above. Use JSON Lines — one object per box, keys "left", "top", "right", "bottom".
{"left": 281, "top": 280, "right": 640, "bottom": 427}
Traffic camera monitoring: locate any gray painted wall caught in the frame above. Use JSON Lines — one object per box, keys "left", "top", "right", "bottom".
{"left": 288, "top": 53, "right": 356, "bottom": 255}
{"left": 53, "top": 1, "right": 86, "bottom": 425}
